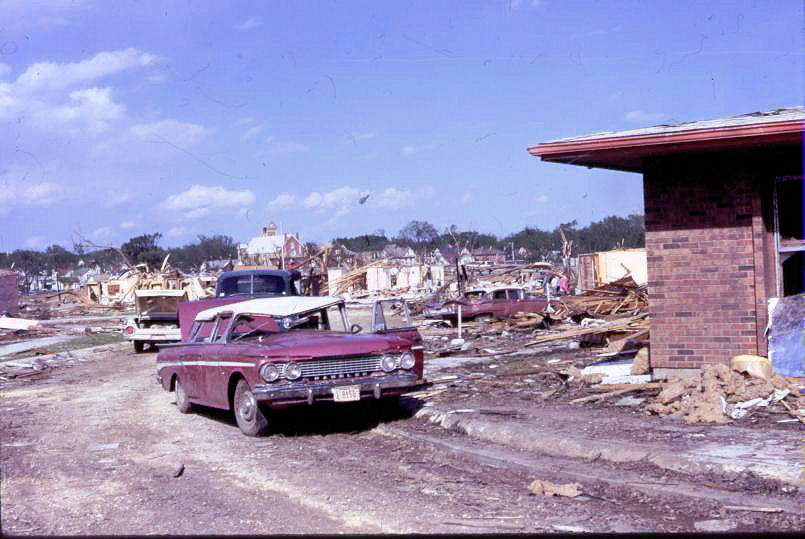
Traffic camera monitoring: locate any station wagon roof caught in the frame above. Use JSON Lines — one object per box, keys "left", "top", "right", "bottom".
{"left": 194, "top": 296, "right": 344, "bottom": 322}
{"left": 134, "top": 290, "right": 188, "bottom": 297}
{"left": 465, "top": 286, "right": 523, "bottom": 295}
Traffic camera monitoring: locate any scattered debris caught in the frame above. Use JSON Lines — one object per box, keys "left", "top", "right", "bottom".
{"left": 723, "top": 505, "right": 783, "bottom": 513}
{"left": 528, "top": 479, "right": 582, "bottom": 497}
{"left": 0, "top": 316, "right": 42, "bottom": 331}
{"left": 172, "top": 462, "right": 185, "bottom": 478}
{"left": 693, "top": 519, "right": 737, "bottom": 532}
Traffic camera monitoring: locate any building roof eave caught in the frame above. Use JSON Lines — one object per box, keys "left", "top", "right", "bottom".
{"left": 527, "top": 117, "right": 804, "bottom": 173}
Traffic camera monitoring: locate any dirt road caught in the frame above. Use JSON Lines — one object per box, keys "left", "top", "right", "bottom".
{"left": 1, "top": 345, "right": 802, "bottom": 534}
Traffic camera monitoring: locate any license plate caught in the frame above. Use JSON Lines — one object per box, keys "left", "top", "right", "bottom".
{"left": 332, "top": 385, "right": 360, "bottom": 402}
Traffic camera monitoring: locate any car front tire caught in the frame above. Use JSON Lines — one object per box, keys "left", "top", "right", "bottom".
{"left": 133, "top": 340, "right": 145, "bottom": 353}
{"left": 234, "top": 379, "right": 270, "bottom": 436}
{"left": 175, "top": 378, "right": 193, "bottom": 414}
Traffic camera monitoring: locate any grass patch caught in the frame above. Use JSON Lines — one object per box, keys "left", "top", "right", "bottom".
{"left": 6, "top": 333, "right": 124, "bottom": 361}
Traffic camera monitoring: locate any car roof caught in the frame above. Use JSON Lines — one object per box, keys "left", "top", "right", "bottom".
{"left": 217, "top": 269, "right": 297, "bottom": 279}
{"left": 465, "top": 286, "right": 523, "bottom": 295}
{"left": 195, "top": 296, "right": 344, "bottom": 322}
{"left": 134, "top": 290, "right": 188, "bottom": 297}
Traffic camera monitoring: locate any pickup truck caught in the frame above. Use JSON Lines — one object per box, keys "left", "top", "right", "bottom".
{"left": 122, "top": 290, "right": 187, "bottom": 353}
{"left": 178, "top": 269, "right": 303, "bottom": 341}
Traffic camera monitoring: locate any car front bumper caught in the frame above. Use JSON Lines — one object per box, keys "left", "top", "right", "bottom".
{"left": 252, "top": 372, "right": 419, "bottom": 408}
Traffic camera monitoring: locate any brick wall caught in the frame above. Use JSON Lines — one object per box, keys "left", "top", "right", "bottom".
{"left": 0, "top": 270, "right": 19, "bottom": 317}
{"left": 643, "top": 153, "right": 764, "bottom": 369}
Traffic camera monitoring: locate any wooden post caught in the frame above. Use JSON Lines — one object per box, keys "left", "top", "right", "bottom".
{"left": 457, "top": 304, "right": 463, "bottom": 339}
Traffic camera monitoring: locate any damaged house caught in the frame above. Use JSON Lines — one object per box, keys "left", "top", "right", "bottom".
{"left": 529, "top": 107, "right": 804, "bottom": 378}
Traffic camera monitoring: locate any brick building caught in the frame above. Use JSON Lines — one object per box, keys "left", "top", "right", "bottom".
{"left": 240, "top": 221, "right": 305, "bottom": 269}
{"left": 0, "top": 270, "right": 19, "bottom": 316}
{"left": 528, "top": 107, "right": 803, "bottom": 376}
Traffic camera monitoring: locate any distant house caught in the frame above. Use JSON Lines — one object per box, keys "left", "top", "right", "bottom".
{"left": 241, "top": 221, "right": 305, "bottom": 269}
{"left": 529, "top": 106, "right": 803, "bottom": 378}
{"left": 381, "top": 244, "right": 417, "bottom": 265}
{"left": 473, "top": 246, "right": 505, "bottom": 264}
{"left": 432, "top": 245, "right": 473, "bottom": 266}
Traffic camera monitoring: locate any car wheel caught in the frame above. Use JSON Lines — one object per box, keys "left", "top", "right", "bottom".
{"left": 475, "top": 314, "right": 493, "bottom": 323}
{"left": 175, "top": 378, "right": 193, "bottom": 414}
{"left": 234, "top": 379, "right": 270, "bottom": 436}
{"left": 133, "top": 340, "right": 145, "bottom": 353}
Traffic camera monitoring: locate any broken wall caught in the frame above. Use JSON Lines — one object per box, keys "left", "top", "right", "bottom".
{"left": 0, "top": 270, "right": 19, "bottom": 316}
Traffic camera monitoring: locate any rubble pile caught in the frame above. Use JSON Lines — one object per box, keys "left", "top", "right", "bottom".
{"left": 559, "top": 275, "right": 648, "bottom": 318}
{"left": 645, "top": 362, "right": 803, "bottom": 424}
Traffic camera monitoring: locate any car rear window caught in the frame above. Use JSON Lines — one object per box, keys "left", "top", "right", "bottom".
{"left": 219, "top": 276, "right": 251, "bottom": 296}
{"left": 252, "top": 275, "right": 286, "bottom": 294}
{"left": 218, "top": 274, "right": 287, "bottom": 296}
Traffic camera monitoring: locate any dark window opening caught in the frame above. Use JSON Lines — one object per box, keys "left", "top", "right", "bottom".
{"left": 782, "top": 252, "right": 804, "bottom": 296}
{"left": 775, "top": 177, "right": 804, "bottom": 297}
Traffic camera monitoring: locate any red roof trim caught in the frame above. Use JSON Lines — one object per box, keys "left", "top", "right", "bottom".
{"left": 528, "top": 120, "right": 804, "bottom": 158}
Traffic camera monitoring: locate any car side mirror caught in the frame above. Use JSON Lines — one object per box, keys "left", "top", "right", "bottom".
{"left": 351, "top": 324, "right": 362, "bottom": 334}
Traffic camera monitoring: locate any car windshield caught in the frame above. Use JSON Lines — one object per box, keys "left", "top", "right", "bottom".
{"left": 230, "top": 315, "right": 281, "bottom": 342}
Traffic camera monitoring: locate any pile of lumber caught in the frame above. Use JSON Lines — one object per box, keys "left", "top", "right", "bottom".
{"left": 323, "top": 260, "right": 385, "bottom": 296}
{"left": 524, "top": 314, "right": 649, "bottom": 347}
{"left": 559, "top": 276, "right": 647, "bottom": 317}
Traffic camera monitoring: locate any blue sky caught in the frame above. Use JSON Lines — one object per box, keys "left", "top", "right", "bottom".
{"left": 0, "top": 0, "right": 802, "bottom": 251}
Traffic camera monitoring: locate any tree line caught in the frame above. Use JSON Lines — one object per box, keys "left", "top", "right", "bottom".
{"left": 335, "top": 214, "right": 645, "bottom": 262}
{"left": 1, "top": 213, "right": 644, "bottom": 279}
{"left": 0, "top": 234, "right": 238, "bottom": 278}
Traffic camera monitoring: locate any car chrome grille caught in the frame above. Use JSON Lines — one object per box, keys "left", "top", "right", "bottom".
{"left": 279, "top": 356, "right": 383, "bottom": 379}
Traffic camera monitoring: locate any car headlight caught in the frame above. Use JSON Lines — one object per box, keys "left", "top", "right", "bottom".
{"left": 260, "top": 363, "right": 280, "bottom": 382}
{"left": 381, "top": 355, "right": 397, "bottom": 372}
{"left": 285, "top": 362, "right": 302, "bottom": 380}
{"left": 400, "top": 352, "right": 415, "bottom": 370}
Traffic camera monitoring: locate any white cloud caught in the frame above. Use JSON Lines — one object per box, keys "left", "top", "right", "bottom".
{"left": 303, "top": 186, "right": 360, "bottom": 217}
{"left": 14, "top": 48, "right": 156, "bottom": 95}
{"left": 400, "top": 145, "right": 417, "bottom": 157}
{"left": 120, "top": 220, "right": 136, "bottom": 230}
{"left": 237, "top": 17, "right": 261, "bottom": 30}
{"left": 267, "top": 193, "right": 297, "bottom": 211}
{"left": 625, "top": 110, "right": 671, "bottom": 123}
{"left": 264, "top": 139, "right": 307, "bottom": 156}
{"left": 25, "top": 236, "right": 48, "bottom": 249}
{"left": 22, "top": 182, "right": 65, "bottom": 206}
{"left": 535, "top": 194, "right": 548, "bottom": 203}
{"left": 300, "top": 185, "right": 432, "bottom": 218}
{"left": 92, "top": 226, "right": 114, "bottom": 239}
{"left": 235, "top": 116, "right": 255, "bottom": 126}
{"left": 462, "top": 192, "right": 472, "bottom": 203}
{"left": 0, "top": 49, "right": 159, "bottom": 136}
{"left": 166, "top": 226, "right": 187, "bottom": 237}
{"left": 181, "top": 207, "right": 210, "bottom": 220}
{"left": 241, "top": 124, "right": 264, "bottom": 141}
{"left": 0, "top": 63, "right": 11, "bottom": 78}
{"left": 368, "top": 186, "right": 433, "bottom": 209}
{"left": 130, "top": 119, "right": 211, "bottom": 146}
{"left": 161, "top": 185, "right": 255, "bottom": 220}
{"left": 102, "top": 191, "right": 132, "bottom": 208}
{"left": 22, "top": 86, "right": 125, "bottom": 133}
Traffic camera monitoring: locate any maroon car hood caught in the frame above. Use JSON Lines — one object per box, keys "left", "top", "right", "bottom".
{"left": 259, "top": 331, "right": 410, "bottom": 358}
